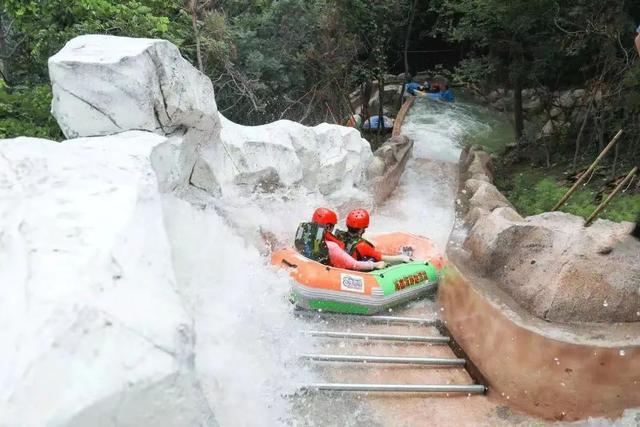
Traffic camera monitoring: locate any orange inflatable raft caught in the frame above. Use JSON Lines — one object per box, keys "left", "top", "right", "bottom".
{"left": 271, "top": 232, "right": 445, "bottom": 314}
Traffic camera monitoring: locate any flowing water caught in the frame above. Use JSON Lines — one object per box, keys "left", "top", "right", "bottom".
{"left": 174, "top": 96, "right": 640, "bottom": 426}
{"left": 286, "top": 98, "right": 516, "bottom": 426}
{"left": 170, "top": 97, "right": 557, "bottom": 426}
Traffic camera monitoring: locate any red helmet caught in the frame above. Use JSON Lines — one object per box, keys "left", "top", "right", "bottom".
{"left": 312, "top": 207, "right": 338, "bottom": 226}
{"left": 346, "top": 208, "right": 370, "bottom": 229}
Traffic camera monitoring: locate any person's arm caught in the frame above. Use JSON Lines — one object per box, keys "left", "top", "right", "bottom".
{"left": 635, "top": 33, "right": 640, "bottom": 56}
{"left": 355, "top": 241, "right": 410, "bottom": 265}
{"left": 381, "top": 254, "right": 412, "bottom": 265}
{"left": 326, "top": 241, "right": 385, "bottom": 271}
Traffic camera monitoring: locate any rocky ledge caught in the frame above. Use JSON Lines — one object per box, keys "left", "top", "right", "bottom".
{"left": 454, "top": 146, "right": 639, "bottom": 323}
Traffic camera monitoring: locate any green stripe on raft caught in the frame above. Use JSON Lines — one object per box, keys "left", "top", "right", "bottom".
{"left": 370, "top": 261, "right": 440, "bottom": 296}
{"left": 289, "top": 261, "right": 441, "bottom": 315}
{"left": 308, "top": 300, "right": 373, "bottom": 314}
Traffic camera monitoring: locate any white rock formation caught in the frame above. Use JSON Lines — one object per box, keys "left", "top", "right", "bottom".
{"left": 1, "top": 34, "right": 414, "bottom": 425}
{"left": 49, "top": 35, "right": 219, "bottom": 140}
{"left": 49, "top": 35, "right": 223, "bottom": 200}
{"left": 203, "top": 115, "right": 373, "bottom": 197}
{"left": 49, "top": 35, "right": 377, "bottom": 203}
{"left": 0, "top": 133, "right": 216, "bottom": 426}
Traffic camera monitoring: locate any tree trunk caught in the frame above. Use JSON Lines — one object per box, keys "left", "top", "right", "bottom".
{"left": 544, "top": 142, "right": 551, "bottom": 167}
{"left": 377, "top": 76, "right": 384, "bottom": 135}
{"left": 513, "top": 75, "right": 524, "bottom": 141}
{"left": 361, "top": 81, "right": 372, "bottom": 121}
{"left": 396, "top": 0, "right": 419, "bottom": 111}
{"left": 0, "top": 12, "right": 9, "bottom": 84}
{"left": 611, "top": 138, "right": 619, "bottom": 178}
{"left": 189, "top": 0, "right": 204, "bottom": 72}
{"left": 572, "top": 101, "right": 593, "bottom": 170}
{"left": 597, "top": 114, "right": 605, "bottom": 152}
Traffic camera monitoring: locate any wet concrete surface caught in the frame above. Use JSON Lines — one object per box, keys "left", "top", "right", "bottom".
{"left": 291, "top": 299, "right": 562, "bottom": 426}
{"left": 440, "top": 249, "right": 640, "bottom": 422}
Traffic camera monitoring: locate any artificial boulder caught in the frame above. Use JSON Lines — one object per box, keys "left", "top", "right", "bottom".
{"left": 49, "top": 35, "right": 222, "bottom": 199}
{"left": 201, "top": 115, "right": 373, "bottom": 198}
{"left": 367, "top": 135, "right": 414, "bottom": 204}
{"left": 49, "top": 35, "right": 219, "bottom": 140}
{"left": 49, "top": 35, "right": 383, "bottom": 205}
{"left": 456, "top": 146, "right": 640, "bottom": 323}
{"left": 468, "top": 182, "right": 513, "bottom": 212}
{"left": 465, "top": 210, "right": 640, "bottom": 323}
{"left": 463, "top": 207, "right": 526, "bottom": 267}
{"left": 0, "top": 133, "right": 216, "bottom": 426}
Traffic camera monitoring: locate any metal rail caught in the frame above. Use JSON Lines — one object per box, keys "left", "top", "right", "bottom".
{"left": 366, "top": 315, "right": 439, "bottom": 325}
{"left": 300, "top": 354, "right": 465, "bottom": 366}
{"left": 300, "top": 383, "right": 486, "bottom": 394}
{"left": 304, "top": 330, "right": 450, "bottom": 344}
{"left": 295, "top": 311, "right": 438, "bottom": 326}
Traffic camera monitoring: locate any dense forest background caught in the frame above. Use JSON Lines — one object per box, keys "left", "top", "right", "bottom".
{"left": 1, "top": 0, "right": 639, "bottom": 220}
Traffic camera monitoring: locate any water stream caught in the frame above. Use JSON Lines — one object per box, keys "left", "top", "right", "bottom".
{"left": 287, "top": 97, "right": 515, "bottom": 426}
{"left": 169, "top": 96, "right": 516, "bottom": 426}
{"left": 164, "top": 95, "right": 640, "bottom": 426}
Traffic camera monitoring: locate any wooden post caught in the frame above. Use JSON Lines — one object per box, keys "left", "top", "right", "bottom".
{"left": 552, "top": 129, "right": 623, "bottom": 211}
{"left": 584, "top": 166, "right": 638, "bottom": 226}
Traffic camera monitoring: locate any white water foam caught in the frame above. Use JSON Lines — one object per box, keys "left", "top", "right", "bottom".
{"left": 159, "top": 97, "right": 640, "bottom": 427}
{"left": 168, "top": 98, "right": 507, "bottom": 425}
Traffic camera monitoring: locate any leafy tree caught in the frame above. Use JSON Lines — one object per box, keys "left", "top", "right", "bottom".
{"left": 0, "top": 0, "right": 192, "bottom": 140}
{"left": 197, "top": 0, "right": 362, "bottom": 124}
{"left": 436, "top": 0, "right": 557, "bottom": 140}
{"left": 1, "top": 0, "right": 190, "bottom": 84}
{"left": 0, "top": 82, "right": 62, "bottom": 139}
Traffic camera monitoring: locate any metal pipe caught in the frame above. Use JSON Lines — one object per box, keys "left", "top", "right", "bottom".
{"left": 300, "top": 383, "right": 486, "bottom": 394}
{"left": 304, "top": 330, "right": 450, "bottom": 344}
{"left": 295, "top": 311, "right": 438, "bottom": 325}
{"left": 366, "top": 315, "right": 438, "bottom": 325}
{"left": 300, "top": 354, "right": 465, "bottom": 366}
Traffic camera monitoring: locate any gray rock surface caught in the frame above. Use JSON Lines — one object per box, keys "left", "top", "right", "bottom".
{"left": 49, "top": 35, "right": 219, "bottom": 140}
{"left": 465, "top": 210, "right": 640, "bottom": 322}
{"left": 456, "top": 146, "right": 640, "bottom": 323}
{"left": 0, "top": 134, "right": 216, "bottom": 426}
{"left": 367, "top": 134, "right": 414, "bottom": 204}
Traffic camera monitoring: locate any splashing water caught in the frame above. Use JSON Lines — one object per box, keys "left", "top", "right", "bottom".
{"left": 374, "top": 97, "right": 513, "bottom": 250}
{"left": 161, "top": 96, "right": 589, "bottom": 426}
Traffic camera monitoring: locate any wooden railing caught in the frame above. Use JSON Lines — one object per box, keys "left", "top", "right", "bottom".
{"left": 392, "top": 97, "right": 415, "bottom": 137}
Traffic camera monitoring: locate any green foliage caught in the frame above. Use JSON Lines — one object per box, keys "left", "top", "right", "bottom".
{"left": 502, "top": 172, "right": 640, "bottom": 222}
{"left": 0, "top": 0, "right": 193, "bottom": 139}
{"left": 453, "top": 56, "right": 495, "bottom": 86}
{"left": 334, "top": 0, "right": 404, "bottom": 84}
{"left": 0, "top": 84, "right": 63, "bottom": 140}
{"left": 204, "top": 0, "right": 376, "bottom": 124}
{"left": 2, "top": 0, "right": 190, "bottom": 83}
{"left": 0, "top": 0, "right": 417, "bottom": 131}
{"left": 436, "top": 0, "right": 557, "bottom": 86}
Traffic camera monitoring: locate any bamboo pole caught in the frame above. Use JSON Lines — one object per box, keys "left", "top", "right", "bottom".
{"left": 584, "top": 166, "right": 638, "bottom": 226}
{"left": 552, "top": 129, "right": 624, "bottom": 211}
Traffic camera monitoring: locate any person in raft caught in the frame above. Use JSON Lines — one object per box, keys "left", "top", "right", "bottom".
{"left": 334, "top": 208, "right": 412, "bottom": 264}
{"left": 294, "top": 207, "right": 386, "bottom": 271}
{"left": 405, "top": 80, "right": 423, "bottom": 96}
